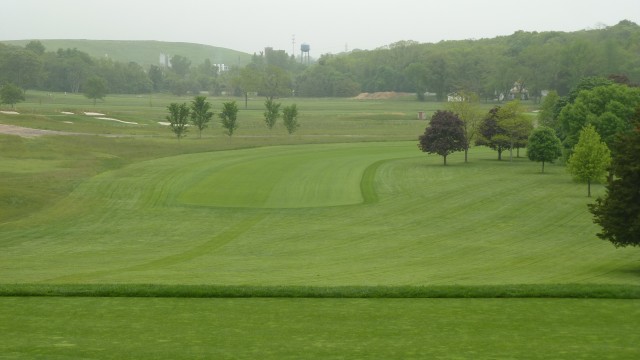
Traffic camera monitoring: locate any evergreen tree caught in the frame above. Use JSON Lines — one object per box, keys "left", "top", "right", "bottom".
{"left": 589, "top": 118, "right": 640, "bottom": 246}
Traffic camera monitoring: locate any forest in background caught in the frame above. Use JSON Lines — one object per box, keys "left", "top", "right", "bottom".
{"left": 0, "top": 20, "right": 638, "bottom": 100}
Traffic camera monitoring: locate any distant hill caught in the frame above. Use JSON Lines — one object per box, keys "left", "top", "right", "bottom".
{"left": 0, "top": 39, "right": 252, "bottom": 68}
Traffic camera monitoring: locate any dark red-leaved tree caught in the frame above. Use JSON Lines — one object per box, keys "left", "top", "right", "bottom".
{"left": 476, "top": 106, "right": 511, "bottom": 160}
{"left": 418, "top": 110, "right": 466, "bottom": 165}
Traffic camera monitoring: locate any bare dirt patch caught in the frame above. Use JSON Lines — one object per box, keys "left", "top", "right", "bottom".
{"left": 353, "top": 92, "right": 412, "bottom": 100}
{"left": 0, "top": 124, "right": 76, "bottom": 138}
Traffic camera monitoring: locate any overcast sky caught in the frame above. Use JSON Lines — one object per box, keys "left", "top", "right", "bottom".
{"left": 2, "top": 0, "right": 639, "bottom": 56}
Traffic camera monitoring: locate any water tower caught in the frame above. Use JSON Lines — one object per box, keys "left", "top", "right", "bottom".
{"left": 300, "top": 43, "right": 310, "bottom": 64}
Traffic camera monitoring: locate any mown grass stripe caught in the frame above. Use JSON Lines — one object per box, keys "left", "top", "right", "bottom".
{"left": 1, "top": 284, "right": 639, "bottom": 299}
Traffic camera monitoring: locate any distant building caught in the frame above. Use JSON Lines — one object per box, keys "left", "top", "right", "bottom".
{"left": 447, "top": 92, "right": 464, "bottom": 102}
{"left": 159, "top": 53, "right": 171, "bottom": 68}
{"left": 213, "top": 64, "right": 229, "bottom": 73}
{"left": 509, "top": 81, "right": 529, "bottom": 100}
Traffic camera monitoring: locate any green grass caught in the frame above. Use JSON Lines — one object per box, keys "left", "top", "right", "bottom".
{"left": 1, "top": 93, "right": 638, "bottom": 359}
{"left": 2, "top": 283, "right": 640, "bottom": 299}
{"left": 2, "top": 143, "right": 636, "bottom": 286}
{"left": 1, "top": 297, "right": 638, "bottom": 359}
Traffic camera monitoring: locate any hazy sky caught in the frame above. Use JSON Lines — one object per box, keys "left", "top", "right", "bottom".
{"left": 2, "top": 0, "right": 639, "bottom": 56}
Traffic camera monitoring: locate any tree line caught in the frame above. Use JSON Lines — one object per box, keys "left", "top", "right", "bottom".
{"left": 2, "top": 20, "right": 639, "bottom": 103}
{"left": 310, "top": 20, "right": 640, "bottom": 100}
{"left": 417, "top": 77, "right": 640, "bottom": 248}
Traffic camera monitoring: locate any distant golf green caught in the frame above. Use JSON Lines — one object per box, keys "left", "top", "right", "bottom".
{"left": 175, "top": 143, "right": 409, "bottom": 208}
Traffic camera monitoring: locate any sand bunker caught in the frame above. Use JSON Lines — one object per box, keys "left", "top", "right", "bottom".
{"left": 97, "top": 117, "right": 138, "bottom": 125}
{"left": 61, "top": 111, "right": 74, "bottom": 115}
{"left": 84, "top": 112, "right": 105, "bottom": 116}
{"left": 353, "top": 92, "right": 412, "bottom": 100}
{"left": 0, "top": 111, "right": 20, "bottom": 115}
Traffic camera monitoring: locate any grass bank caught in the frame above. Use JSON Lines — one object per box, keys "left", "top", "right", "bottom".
{"left": 1, "top": 283, "right": 640, "bottom": 299}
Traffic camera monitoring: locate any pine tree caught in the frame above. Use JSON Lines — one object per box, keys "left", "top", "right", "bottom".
{"left": 588, "top": 118, "right": 640, "bottom": 247}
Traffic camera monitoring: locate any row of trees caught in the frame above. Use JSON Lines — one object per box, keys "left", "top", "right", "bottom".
{"left": 2, "top": 21, "right": 639, "bottom": 102}
{"left": 166, "top": 96, "right": 299, "bottom": 139}
{"left": 418, "top": 77, "right": 639, "bottom": 247}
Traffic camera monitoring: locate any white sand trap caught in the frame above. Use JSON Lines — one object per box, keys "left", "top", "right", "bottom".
{"left": 158, "top": 122, "right": 189, "bottom": 126}
{"left": 61, "top": 111, "right": 74, "bottom": 115}
{"left": 63, "top": 121, "right": 73, "bottom": 124}
{"left": 97, "top": 117, "right": 138, "bottom": 125}
{"left": 0, "top": 111, "right": 20, "bottom": 115}
{"left": 84, "top": 112, "right": 105, "bottom": 116}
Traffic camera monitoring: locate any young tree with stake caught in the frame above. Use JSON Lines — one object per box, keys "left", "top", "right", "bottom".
{"left": 166, "top": 102, "right": 190, "bottom": 140}
{"left": 219, "top": 101, "right": 239, "bottom": 136}
{"left": 190, "top": 96, "right": 213, "bottom": 138}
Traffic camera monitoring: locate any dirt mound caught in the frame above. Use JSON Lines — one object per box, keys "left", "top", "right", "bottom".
{"left": 353, "top": 92, "right": 412, "bottom": 100}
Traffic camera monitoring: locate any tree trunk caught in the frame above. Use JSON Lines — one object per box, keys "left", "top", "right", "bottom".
{"left": 509, "top": 140, "right": 514, "bottom": 162}
{"left": 244, "top": 92, "right": 248, "bottom": 109}
{"left": 542, "top": 161, "right": 545, "bottom": 173}
{"left": 498, "top": 149, "right": 502, "bottom": 161}
{"left": 588, "top": 178, "right": 591, "bottom": 197}
{"left": 443, "top": 155, "right": 447, "bottom": 166}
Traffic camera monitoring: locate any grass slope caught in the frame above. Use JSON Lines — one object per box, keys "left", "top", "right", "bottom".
{"left": 1, "top": 39, "right": 252, "bottom": 67}
{"left": 1, "top": 142, "right": 637, "bottom": 286}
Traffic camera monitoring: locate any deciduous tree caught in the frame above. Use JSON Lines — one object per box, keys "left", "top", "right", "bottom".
{"left": 447, "top": 91, "right": 483, "bottom": 163}
{"left": 588, "top": 118, "right": 640, "bottom": 247}
{"left": 567, "top": 124, "right": 611, "bottom": 197}
{"left": 83, "top": 76, "right": 108, "bottom": 105}
{"left": 526, "top": 126, "right": 562, "bottom": 173}
{"left": 538, "top": 90, "right": 559, "bottom": 130}
{"left": 282, "top": 104, "right": 299, "bottom": 134}
{"left": 166, "top": 102, "right": 190, "bottom": 140}
{"left": 497, "top": 101, "right": 533, "bottom": 162}
{"left": 0, "top": 83, "right": 25, "bottom": 109}
{"left": 476, "top": 107, "right": 510, "bottom": 160}
{"left": 558, "top": 83, "right": 640, "bottom": 150}
{"left": 263, "top": 99, "right": 281, "bottom": 130}
{"left": 190, "top": 96, "right": 214, "bottom": 138}
{"left": 219, "top": 101, "right": 239, "bottom": 136}
{"left": 418, "top": 110, "right": 465, "bottom": 165}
